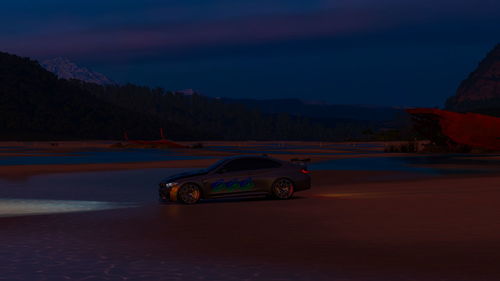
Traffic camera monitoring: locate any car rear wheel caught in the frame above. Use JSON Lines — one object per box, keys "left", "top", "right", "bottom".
{"left": 271, "top": 178, "right": 294, "bottom": 199}
{"left": 178, "top": 183, "right": 201, "bottom": 204}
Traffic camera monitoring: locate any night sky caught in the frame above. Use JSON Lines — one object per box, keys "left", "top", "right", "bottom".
{"left": 1, "top": 0, "right": 499, "bottom": 106}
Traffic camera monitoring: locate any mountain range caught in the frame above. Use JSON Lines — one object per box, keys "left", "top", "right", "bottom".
{"left": 220, "top": 98, "right": 402, "bottom": 122}
{"left": 40, "top": 57, "right": 405, "bottom": 123}
{"left": 41, "top": 57, "right": 115, "bottom": 85}
{"left": 1, "top": 51, "right": 355, "bottom": 141}
{"left": 29, "top": 43, "right": 500, "bottom": 122}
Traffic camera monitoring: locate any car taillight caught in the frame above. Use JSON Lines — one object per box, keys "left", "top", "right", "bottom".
{"left": 300, "top": 168, "right": 310, "bottom": 174}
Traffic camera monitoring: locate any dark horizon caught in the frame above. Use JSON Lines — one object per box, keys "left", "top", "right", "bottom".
{"left": 1, "top": 0, "right": 499, "bottom": 107}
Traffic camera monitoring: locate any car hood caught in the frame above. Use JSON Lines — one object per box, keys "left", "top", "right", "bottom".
{"left": 161, "top": 169, "right": 208, "bottom": 183}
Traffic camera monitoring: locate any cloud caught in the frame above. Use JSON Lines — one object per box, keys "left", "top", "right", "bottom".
{"left": 0, "top": 9, "right": 403, "bottom": 59}
{"left": 1, "top": 0, "right": 498, "bottom": 60}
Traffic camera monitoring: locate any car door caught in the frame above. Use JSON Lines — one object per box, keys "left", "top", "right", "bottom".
{"left": 202, "top": 158, "right": 262, "bottom": 195}
{"left": 245, "top": 158, "right": 283, "bottom": 192}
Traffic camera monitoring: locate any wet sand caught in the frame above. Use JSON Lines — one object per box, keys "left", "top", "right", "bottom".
{"left": 0, "top": 167, "right": 499, "bottom": 280}
{"left": 1, "top": 142, "right": 500, "bottom": 280}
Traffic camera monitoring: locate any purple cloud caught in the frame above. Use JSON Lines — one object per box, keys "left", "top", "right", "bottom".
{"left": 1, "top": 0, "right": 498, "bottom": 60}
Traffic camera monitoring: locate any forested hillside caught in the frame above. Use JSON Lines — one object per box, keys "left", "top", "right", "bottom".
{"left": 0, "top": 52, "right": 347, "bottom": 141}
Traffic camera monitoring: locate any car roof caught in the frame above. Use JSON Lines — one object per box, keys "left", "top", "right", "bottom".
{"left": 204, "top": 155, "right": 288, "bottom": 172}
{"left": 217, "top": 155, "right": 285, "bottom": 165}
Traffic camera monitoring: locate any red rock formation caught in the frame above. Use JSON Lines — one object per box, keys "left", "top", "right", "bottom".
{"left": 407, "top": 108, "right": 500, "bottom": 151}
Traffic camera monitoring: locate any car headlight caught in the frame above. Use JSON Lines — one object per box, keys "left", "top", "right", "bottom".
{"left": 162, "top": 182, "right": 178, "bottom": 188}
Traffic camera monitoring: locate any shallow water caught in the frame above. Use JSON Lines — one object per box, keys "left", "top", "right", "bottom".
{"left": 0, "top": 168, "right": 188, "bottom": 218}
{"left": 0, "top": 199, "right": 137, "bottom": 217}
{"left": 0, "top": 168, "right": 188, "bottom": 202}
{"left": 207, "top": 144, "right": 383, "bottom": 155}
{"left": 311, "top": 154, "right": 500, "bottom": 175}
{"left": 0, "top": 148, "right": 208, "bottom": 166}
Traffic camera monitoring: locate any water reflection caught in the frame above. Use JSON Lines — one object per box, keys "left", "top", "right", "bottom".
{"left": 0, "top": 199, "right": 137, "bottom": 218}
{"left": 0, "top": 148, "right": 209, "bottom": 166}
{"left": 207, "top": 144, "right": 383, "bottom": 155}
{"left": 310, "top": 155, "right": 500, "bottom": 175}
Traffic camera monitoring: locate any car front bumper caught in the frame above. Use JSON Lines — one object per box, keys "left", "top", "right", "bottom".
{"left": 159, "top": 186, "right": 171, "bottom": 201}
{"left": 159, "top": 184, "right": 181, "bottom": 202}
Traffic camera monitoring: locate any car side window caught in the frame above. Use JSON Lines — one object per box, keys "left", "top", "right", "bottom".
{"left": 220, "top": 158, "right": 281, "bottom": 173}
{"left": 221, "top": 159, "right": 249, "bottom": 173}
{"left": 253, "top": 158, "right": 282, "bottom": 169}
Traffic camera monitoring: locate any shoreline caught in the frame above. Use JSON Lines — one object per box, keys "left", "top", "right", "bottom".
{"left": 0, "top": 159, "right": 215, "bottom": 180}
{"left": 1, "top": 158, "right": 499, "bottom": 183}
{"left": 0, "top": 140, "right": 498, "bottom": 181}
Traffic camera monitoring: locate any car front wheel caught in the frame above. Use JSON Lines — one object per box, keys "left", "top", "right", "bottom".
{"left": 178, "top": 183, "right": 201, "bottom": 204}
{"left": 271, "top": 178, "right": 294, "bottom": 200}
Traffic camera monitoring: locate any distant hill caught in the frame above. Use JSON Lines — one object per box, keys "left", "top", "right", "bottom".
{"left": 220, "top": 98, "right": 403, "bottom": 122}
{"left": 0, "top": 51, "right": 348, "bottom": 141}
{"left": 220, "top": 98, "right": 413, "bottom": 139}
{"left": 446, "top": 44, "right": 500, "bottom": 116}
{"left": 41, "top": 57, "right": 115, "bottom": 85}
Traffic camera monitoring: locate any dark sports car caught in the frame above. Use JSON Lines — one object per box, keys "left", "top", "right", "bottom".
{"left": 159, "top": 155, "right": 311, "bottom": 204}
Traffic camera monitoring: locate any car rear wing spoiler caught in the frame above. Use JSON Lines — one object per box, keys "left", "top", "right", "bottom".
{"left": 290, "top": 158, "right": 311, "bottom": 167}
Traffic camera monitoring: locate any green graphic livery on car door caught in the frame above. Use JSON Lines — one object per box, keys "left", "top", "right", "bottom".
{"left": 211, "top": 177, "right": 255, "bottom": 193}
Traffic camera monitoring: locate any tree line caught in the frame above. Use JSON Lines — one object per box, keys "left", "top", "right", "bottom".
{"left": 1, "top": 51, "right": 371, "bottom": 141}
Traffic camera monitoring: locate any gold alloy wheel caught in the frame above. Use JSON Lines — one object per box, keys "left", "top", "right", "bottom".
{"left": 178, "top": 183, "right": 201, "bottom": 204}
{"left": 272, "top": 178, "right": 294, "bottom": 199}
